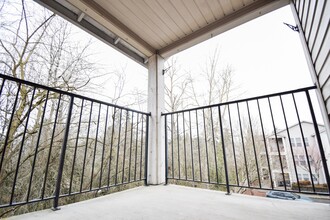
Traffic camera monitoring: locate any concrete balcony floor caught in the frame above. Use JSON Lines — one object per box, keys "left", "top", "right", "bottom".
{"left": 9, "top": 185, "right": 330, "bottom": 220}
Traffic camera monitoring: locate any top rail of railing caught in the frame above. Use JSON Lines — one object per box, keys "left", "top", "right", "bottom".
{"left": 0, "top": 73, "right": 150, "bottom": 116}
{"left": 162, "top": 86, "right": 317, "bottom": 116}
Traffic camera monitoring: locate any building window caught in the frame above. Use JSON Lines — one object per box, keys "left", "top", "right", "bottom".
{"left": 290, "top": 138, "right": 296, "bottom": 147}
{"left": 299, "top": 155, "right": 306, "bottom": 166}
{"left": 303, "top": 174, "right": 309, "bottom": 181}
{"left": 297, "top": 174, "right": 302, "bottom": 181}
{"left": 308, "top": 155, "right": 314, "bottom": 165}
{"left": 296, "top": 137, "right": 302, "bottom": 147}
{"left": 304, "top": 137, "right": 309, "bottom": 147}
{"left": 312, "top": 175, "right": 317, "bottom": 182}
{"left": 291, "top": 137, "right": 308, "bottom": 147}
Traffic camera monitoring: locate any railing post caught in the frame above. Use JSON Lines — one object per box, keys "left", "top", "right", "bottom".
{"left": 305, "top": 91, "right": 330, "bottom": 195}
{"left": 144, "top": 115, "right": 150, "bottom": 186}
{"left": 218, "top": 106, "right": 230, "bottom": 195}
{"left": 164, "top": 114, "right": 168, "bottom": 185}
{"left": 52, "top": 96, "right": 74, "bottom": 210}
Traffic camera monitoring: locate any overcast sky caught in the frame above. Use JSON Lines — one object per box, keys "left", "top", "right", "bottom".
{"left": 169, "top": 5, "right": 313, "bottom": 98}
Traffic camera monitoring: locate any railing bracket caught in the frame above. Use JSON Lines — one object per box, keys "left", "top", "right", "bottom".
{"left": 283, "top": 22, "right": 299, "bottom": 32}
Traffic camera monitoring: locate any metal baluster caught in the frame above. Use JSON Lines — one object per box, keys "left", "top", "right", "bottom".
{"left": 237, "top": 103, "right": 250, "bottom": 187}
{"left": 202, "top": 109, "right": 210, "bottom": 183}
{"left": 90, "top": 103, "right": 101, "bottom": 190}
{"left": 189, "top": 111, "right": 195, "bottom": 181}
{"left": 80, "top": 101, "right": 93, "bottom": 192}
{"left": 27, "top": 90, "right": 49, "bottom": 201}
{"left": 257, "top": 99, "right": 274, "bottom": 189}
{"left": 177, "top": 113, "right": 181, "bottom": 179}
{"left": 305, "top": 90, "right": 330, "bottom": 194}
{"left": 107, "top": 107, "right": 116, "bottom": 187}
{"left": 134, "top": 113, "right": 139, "bottom": 181}
{"left": 268, "top": 97, "right": 286, "bottom": 191}
{"left": 228, "top": 105, "right": 239, "bottom": 185}
{"left": 69, "top": 99, "right": 84, "bottom": 194}
{"left": 0, "top": 78, "right": 5, "bottom": 96}
{"left": 122, "top": 110, "right": 129, "bottom": 184}
{"left": 144, "top": 115, "right": 149, "bottom": 185}
{"left": 99, "top": 105, "right": 109, "bottom": 188}
{"left": 219, "top": 106, "right": 230, "bottom": 194}
{"left": 246, "top": 101, "right": 261, "bottom": 188}
{"left": 115, "top": 109, "right": 123, "bottom": 185}
{"left": 42, "top": 93, "right": 62, "bottom": 199}
{"left": 165, "top": 115, "right": 168, "bottom": 184}
{"left": 280, "top": 95, "right": 300, "bottom": 192}
{"left": 196, "top": 110, "right": 202, "bottom": 181}
{"left": 139, "top": 115, "right": 144, "bottom": 180}
{"left": 171, "top": 114, "right": 174, "bottom": 178}
{"left": 210, "top": 108, "right": 219, "bottom": 184}
{"left": 128, "top": 111, "right": 134, "bottom": 182}
{"left": 53, "top": 96, "right": 74, "bottom": 210}
{"left": 10, "top": 87, "right": 36, "bottom": 205}
{"left": 292, "top": 93, "right": 314, "bottom": 191}
{"left": 182, "top": 112, "right": 187, "bottom": 180}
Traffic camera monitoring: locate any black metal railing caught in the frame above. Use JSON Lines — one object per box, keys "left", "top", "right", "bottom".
{"left": 163, "top": 86, "right": 330, "bottom": 196}
{"left": 0, "top": 74, "right": 150, "bottom": 209}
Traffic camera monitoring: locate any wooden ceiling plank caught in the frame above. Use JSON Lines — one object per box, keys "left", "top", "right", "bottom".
{"left": 216, "top": 0, "right": 226, "bottom": 16}
{"left": 156, "top": 0, "right": 192, "bottom": 36}
{"left": 169, "top": 0, "right": 200, "bottom": 32}
{"left": 228, "top": 0, "right": 236, "bottom": 12}
{"left": 145, "top": 0, "right": 184, "bottom": 39}
{"left": 231, "top": 0, "right": 245, "bottom": 11}
{"left": 242, "top": 0, "right": 253, "bottom": 6}
{"left": 99, "top": 0, "right": 163, "bottom": 49}
{"left": 207, "top": 0, "right": 226, "bottom": 20}
{"left": 182, "top": 0, "right": 207, "bottom": 28}
{"left": 139, "top": 0, "right": 179, "bottom": 43}
{"left": 195, "top": 0, "right": 217, "bottom": 24}
{"left": 218, "top": 0, "right": 234, "bottom": 16}
{"left": 121, "top": 0, "right": 170, "bottom": 47}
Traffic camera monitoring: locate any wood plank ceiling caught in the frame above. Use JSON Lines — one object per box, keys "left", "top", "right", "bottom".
{"left": 36, "top": 0, "right": 290, "bottom": 66}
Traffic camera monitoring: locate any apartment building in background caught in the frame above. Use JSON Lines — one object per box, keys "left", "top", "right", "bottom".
{"left": 262, "top": 121, "right": 329, "bottom": 188}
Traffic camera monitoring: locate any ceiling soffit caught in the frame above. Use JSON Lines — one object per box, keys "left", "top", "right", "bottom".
{"left": 36, "top": 0, "right": 290, "bottom": 66}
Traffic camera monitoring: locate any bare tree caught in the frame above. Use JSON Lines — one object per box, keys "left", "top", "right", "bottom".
{"left": 189, "top": 47, "right": 236, "bottom": 107}
{"left": 164, "top": 57, "right": 192, "bottom": 112}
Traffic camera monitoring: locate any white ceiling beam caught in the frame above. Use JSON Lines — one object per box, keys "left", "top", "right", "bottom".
{"left": 34, "top": 0, "right": 148, "bottom": 67}
{"left": 68, "top": 0, "right": 156, "bottom": 57}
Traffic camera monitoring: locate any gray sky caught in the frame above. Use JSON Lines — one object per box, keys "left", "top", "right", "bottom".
{"left": 170, "top": 5, "right": 313, "bottom": 98}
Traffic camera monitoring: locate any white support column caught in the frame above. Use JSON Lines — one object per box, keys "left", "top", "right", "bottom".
{"left": 147, "top": 54, "right": 165, "bottom": 185}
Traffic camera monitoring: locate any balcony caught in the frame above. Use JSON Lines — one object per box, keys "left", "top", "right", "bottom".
{"left": 1, "top": 0, "right": 330, "bottom": 219}
{"left": 1, "top": 74, "right": 329, "bottom": 218}
{"left": 4, "top": 185, "right": 329, "bottom": 220}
